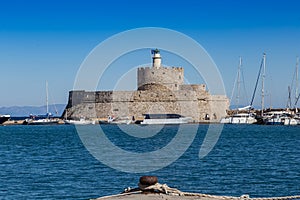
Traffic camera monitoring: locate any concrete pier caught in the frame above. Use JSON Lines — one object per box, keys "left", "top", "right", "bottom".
{"left": 92, "top": 176, "right": 300, "bottom": 200}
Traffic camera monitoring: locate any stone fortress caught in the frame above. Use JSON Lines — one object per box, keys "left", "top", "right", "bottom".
{"left": 64, "top": 49, "right": 229, "bottom": 123}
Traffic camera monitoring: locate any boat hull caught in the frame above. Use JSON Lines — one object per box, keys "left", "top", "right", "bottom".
{"left": 25, "top": 118, "right": 59, "bottom": 125}
{"left": 220, "top": 114, "right": 257, "bottom": 124}
{"left": 265, "top": 121, "right": 284, "bottom": 125}
{"left": 283, "top": 118, "right": 298, "bottom": 125}
{"left": 140, "top": 117, "right": 192, "bottom": 125}
{"left": 64, "top": 119, "right": 95, "bottom": 125}
{"left": 0, "top": 115, "right": 10, "bottom": 124}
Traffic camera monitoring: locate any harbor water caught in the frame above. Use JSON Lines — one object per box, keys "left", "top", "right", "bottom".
{"left": 0, "top": 124, "right": 299, "bottom": 199}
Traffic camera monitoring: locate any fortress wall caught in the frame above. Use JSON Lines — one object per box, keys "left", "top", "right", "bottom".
{"left": 67, "top": 98, "right": 212, "bottom": 122}
{"left": 92, "top": 100, "right": 201, "bottom": 121}
{"left": 110, "top": 91, "right": 135, "bottom": 102}
{"left": 95, "top": 91, "right": 113, "bottom": 102}
{"left": 138, "top": 67, "right": 184, "bottom": 91}
{"left": 128, "top": 100, "right": 200, "bottom": 120}
{"left": 133, "top": 90, "right": 203, "bottom": 102}
{"left": 65, "top": 89, "right": 222, "bottom": 122}
{"left": 180, "top": 84, "right": 206, "bottom": 92}
{"left": 66, "top": 64, "right": 228, "bottom": 122}
{"left": 68, "top": 90, "right": 132, "bottom": 106}
{"left": 207, "top": 95, "right": 230, "bottom": 122}
{"left": 68, "top": 90, "right": 95, "bottom": 107}
{"left": 67, "top": 103, "right": 99, "bottom": 119}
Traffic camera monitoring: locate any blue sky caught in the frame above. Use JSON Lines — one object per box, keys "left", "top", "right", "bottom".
{"left": 1, "top": 0, "right": 300, "bottom": 108}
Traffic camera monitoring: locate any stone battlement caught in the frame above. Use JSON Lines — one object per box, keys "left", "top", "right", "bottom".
{"left": 138, "top": 66, "right": 183, "bottom": 71}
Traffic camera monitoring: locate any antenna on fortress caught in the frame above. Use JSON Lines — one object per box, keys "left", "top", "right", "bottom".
{"left": 151, "top": 48, "right": 161, "bottom": 69}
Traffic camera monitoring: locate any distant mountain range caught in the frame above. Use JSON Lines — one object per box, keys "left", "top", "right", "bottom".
{"left": 0, "top": 104, "right": 66, "bottom": 117}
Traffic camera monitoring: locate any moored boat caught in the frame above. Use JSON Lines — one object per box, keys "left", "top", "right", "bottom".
{"left": 25, "top": 81, "right": 59, "bottom": 125}
{"left": 110, "top": 116, "right": 132, "bottom": 124}
{"left": 262, "top": 111, "right": 298, "bottom": 125}
{"left": 64, "top": 117, "right": 95, "bottom": 125}
{"left": 0, "top": 114, "right": 11, "bottom": 124}
{"left": 220, "top": 112, "right": 257, "bottom": 124}
{"left": 220, "top": 57, "right": 257, "bottom": 124}
{"left": 25, "top": 114, "right": 59, "bottom": 125}
{"left": 138, "top": 113, "right": 192, "bottom": 125}
{"left": 99, "top": 115, "right": 132, "bottom": 124}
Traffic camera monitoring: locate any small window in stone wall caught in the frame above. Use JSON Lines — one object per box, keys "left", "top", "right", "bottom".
{"left": 213, "top": 113, "right": 217, "bottom": 119}
{"left": 179, "top": 75, "right": 181, "bottom": 79}
{"left": 113, "top": 108, "right": 119, "bottom": 111}
{"left": 89, "top": 106, "right": 93, "bottom": 109}
{"left": 175, "top": 84, "right": 177, "bottom": 88}
{"left": 152, "top": 72, "right": 154, "bottom": 74}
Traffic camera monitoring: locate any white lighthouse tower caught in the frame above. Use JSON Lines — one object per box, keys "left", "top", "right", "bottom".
{"left": 152, "top": 49, "right": 161, "bottom": 69}
{"left": 138, "top": 49, "right": 184, "bottom": 91}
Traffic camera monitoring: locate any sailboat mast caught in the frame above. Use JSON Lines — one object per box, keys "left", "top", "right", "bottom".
{"left": 236, "top": 57, "right": 242, "bottom": 109}
{"left": 296, "top": 56, "right": 299, "bottom": 104}
{"left": 296, "top": 56, "right": 299, "bottom": 113}
{"left": 261, "top": 53, "right": 266, "bottom": 116}
{"left": 250, "top": 55, "right": 264, "bottom": 108}
{"left": 46, "top": 81, "right": 49, "bottom": 114}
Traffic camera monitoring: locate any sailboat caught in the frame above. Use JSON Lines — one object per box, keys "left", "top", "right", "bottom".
{"left": 284, "top": 56, "right": 300, "bottom": 125}
{"left": 251, "top": 53, "right": 274, "bottom": 124}
{"left": 252, "top": 53, "right": 286, "bottom": 125}
{"left": 220, "top": 57, "right": 257, "bottom": 124}
{"left": 25, "top": 81, "right": 59, "bottom": 125}
{"left": 63, "top": 107, "right": 96, "bottom": 125}
{"left": 262, "top": 56, "right": 299, "bottom": 125}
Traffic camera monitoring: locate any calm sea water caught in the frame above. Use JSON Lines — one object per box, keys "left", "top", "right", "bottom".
{"left": 0, "top": 124, "right": 299, "bottom": 199}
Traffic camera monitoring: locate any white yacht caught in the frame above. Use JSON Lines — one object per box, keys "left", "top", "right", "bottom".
{"left": 99, "top": 116, "right": 132, "bottom": 124}
{"left": 220, "top": 113, "right": 257, "bottom": 124}
{"left": 64, "top": 117, "right": 95, "bottom": 125}
{"left": 25, "top": 114, "right": 59, "bottom": 125}
{"left": 263, "top": 111, "right": 297, "bottom": 125}
{"left": 139, "top": 114, "right": 192, "bottom": 125}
